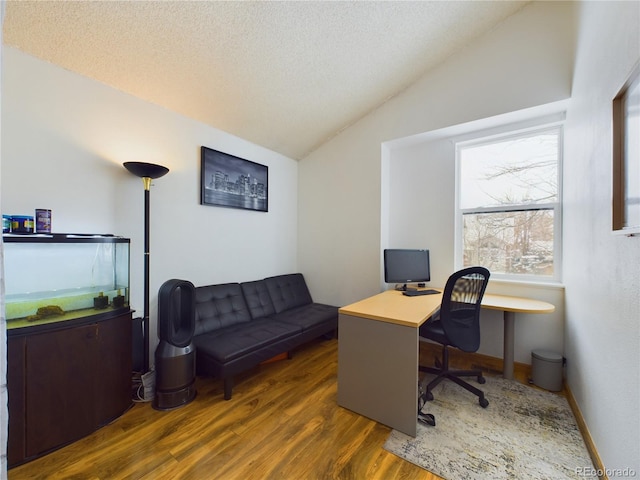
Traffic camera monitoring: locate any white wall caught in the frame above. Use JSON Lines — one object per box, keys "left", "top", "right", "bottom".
{"left": 298, "top": 0, "right": 574, "bottom": 364}
{"left": 563, "top": 1, "right": 640, "bottom": 472}
{"left": 299, "top": 1, "right": 577, "bottom": 309}
{"left": 1, "top": 47, "right": 300, "bottom": 367}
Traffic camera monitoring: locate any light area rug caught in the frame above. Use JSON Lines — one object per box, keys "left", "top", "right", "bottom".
{"left": 384, "top": 375, "right": 596, "bottom": 480}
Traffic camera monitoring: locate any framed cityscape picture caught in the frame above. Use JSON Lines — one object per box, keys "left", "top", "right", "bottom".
{"left": 200, "top": 146, "right": 268, "bottom": 212}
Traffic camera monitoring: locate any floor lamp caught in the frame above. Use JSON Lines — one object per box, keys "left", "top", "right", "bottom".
{"left": 123, "top": 161, "right": 169, "bottom": 373}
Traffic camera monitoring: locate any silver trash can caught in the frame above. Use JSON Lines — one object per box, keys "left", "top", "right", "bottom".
{"left": 531, "top": 349, "right": 563, "bottom": 391}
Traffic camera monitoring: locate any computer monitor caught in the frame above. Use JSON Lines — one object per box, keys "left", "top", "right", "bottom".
{"left": 383, "top": 249, "right": 430, "bottom": 290}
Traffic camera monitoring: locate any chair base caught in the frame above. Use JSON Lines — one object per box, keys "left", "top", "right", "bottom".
{"left": 419, "top": 345, "right": 489, "bottom": 408}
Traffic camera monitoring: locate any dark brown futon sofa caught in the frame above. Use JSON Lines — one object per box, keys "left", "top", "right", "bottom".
{"left": 192, "top": 273, "right": 338, "bottom": 399}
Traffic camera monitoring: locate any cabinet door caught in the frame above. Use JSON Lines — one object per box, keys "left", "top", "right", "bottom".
{"left": 7, "top": 336, "right": 26, "bottom": 466}
{"left": 25, "top": 324, "right": 98, "bottom": 458}
{"left": 95, "top": 313, "right": 132, "bottom": 424}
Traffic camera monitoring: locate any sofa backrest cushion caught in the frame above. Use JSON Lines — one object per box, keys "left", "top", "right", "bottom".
{"left": 264, "top": 273, "right": 313, "bottom": 314}
{"left": 194, "top": 283, "right": 252, "bottom": 336}
{"left": 240, "top": 280, "right": 276, "bottom": 320}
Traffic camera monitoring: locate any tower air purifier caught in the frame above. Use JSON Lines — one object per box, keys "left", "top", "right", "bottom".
{"left": 154, "top": 279, "right": 197, "bottom": 410}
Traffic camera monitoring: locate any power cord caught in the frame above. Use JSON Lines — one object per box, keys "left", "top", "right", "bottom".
{"left": 132, "top": 369, "right": 155, "bottom": 403}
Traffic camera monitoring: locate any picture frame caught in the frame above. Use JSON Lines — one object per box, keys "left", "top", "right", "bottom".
{"left": 612, "top": 61, "right": 640, "bottom": 235}
{"left": 200, "top": 146, "right": 268, "bottom": 212}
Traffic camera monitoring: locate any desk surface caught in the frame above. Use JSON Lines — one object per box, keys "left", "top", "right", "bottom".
{"left": 481, "top": 293, "right": 555, "bottom": 314}
{"left": 339, "top": 289, "right": 442, "bottom": 327}
{"left": 339, "top": 289, "right": 555, "bottom": 327}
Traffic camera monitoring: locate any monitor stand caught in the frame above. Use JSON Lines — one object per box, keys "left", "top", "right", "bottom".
{"left": 396, "top": 284, "right": 417, "bottom": 292}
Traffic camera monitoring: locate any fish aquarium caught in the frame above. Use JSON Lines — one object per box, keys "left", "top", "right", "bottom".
{"left": 3, "top": 234, "right": 130, "bottom": 330}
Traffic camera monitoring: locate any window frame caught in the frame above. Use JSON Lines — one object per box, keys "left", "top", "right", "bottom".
{"left": 612, "top": 61, "right": 640, "bottom": 235}
{"left": 454, "top": 123, "right": 564, "bottom": 283}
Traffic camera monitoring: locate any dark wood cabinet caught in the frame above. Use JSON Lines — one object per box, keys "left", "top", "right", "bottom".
{"left": 7, "top": 336, "right": 26, "bottom": 467}
{"left": 7, "top": 311, "right": 132, "bottom": 467}
{"left": 95, "top": 313, "right": 134, "bottom": 424}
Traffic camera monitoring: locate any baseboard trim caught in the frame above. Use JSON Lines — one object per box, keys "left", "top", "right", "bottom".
{"left": 419, "top": 342, "right": 606, "bottom": 479}
{"left": 565, "top": 385, "right": 607, "bottom": 480}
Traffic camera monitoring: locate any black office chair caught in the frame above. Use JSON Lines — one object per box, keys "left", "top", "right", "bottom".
{"left": 418, "top": 266, "right": 491, "bottom": 409}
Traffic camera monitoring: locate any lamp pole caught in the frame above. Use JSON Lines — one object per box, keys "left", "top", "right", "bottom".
{"left": 124, "top": 162, "right": 169, "bottom": 373}
{"left": 142, "top": 176, "right": 151, "bottom": 373}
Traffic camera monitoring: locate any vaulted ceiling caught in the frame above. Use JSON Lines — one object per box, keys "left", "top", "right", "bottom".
{"left": 3, "top": 1, "right": 529, "bottom": 160}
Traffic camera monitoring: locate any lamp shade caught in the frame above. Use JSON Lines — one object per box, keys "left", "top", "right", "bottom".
{"left": 124, "top": 162, "right": 169, "bottom": 179}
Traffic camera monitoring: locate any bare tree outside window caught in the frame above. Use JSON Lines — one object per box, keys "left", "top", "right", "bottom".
{"left": 458, "top": 128, "right": 561, "bottom": 279}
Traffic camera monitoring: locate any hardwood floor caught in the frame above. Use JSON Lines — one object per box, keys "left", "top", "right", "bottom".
{"left": 9, "top": 338, "right": 440, "bottom": 480}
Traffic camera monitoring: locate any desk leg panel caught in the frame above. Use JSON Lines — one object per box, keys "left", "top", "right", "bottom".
{"left": 337, "top": 313, "right": 418, "bottom": 437}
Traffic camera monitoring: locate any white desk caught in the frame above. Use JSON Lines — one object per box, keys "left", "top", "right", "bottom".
{"left": 337, "top": 289, "right": 554, "bottom": 437}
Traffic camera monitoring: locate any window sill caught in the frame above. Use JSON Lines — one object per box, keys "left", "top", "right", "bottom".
{"left": 612, "top": 227, "right": 640, "bottom": 237}
{"left": 487, "top": 277, "right": 565, "bottom": 291}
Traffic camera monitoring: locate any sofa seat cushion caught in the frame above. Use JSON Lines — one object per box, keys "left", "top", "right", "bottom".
{"left": 193, "top": 319, "right": 301, "bottom": 363}
{"left": 270, "top": 303, "right": 339, "bottom": 331}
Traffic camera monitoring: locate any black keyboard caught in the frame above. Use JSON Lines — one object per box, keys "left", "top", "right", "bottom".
{"left": 402, "top": 289, "right": 440, "bottom": 296}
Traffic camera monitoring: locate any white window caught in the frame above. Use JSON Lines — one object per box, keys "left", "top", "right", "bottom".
{"left": 456, "top": 125, "right": 562, "bottom": 282}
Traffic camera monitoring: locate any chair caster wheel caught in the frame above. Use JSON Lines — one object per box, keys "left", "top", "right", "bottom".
{"left": 425, "top": 391, "right": 434, "bottom": 401}
{"left": 477, "top": 375, "right": 486, "bottom": 384}
{"left": 418, "top": 413, "right": 436, "bottom": 427}
{"left": 479, "top": 397, "right": 489, "bottom": 408}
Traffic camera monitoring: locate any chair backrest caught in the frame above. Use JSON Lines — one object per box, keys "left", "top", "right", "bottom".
{"left": 439, "top": 266, "right": 490, "bottom": 352}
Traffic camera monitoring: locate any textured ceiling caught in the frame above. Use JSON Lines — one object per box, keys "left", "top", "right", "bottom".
{"left": 3, "top": 1, "right": 528, "bottom": 160}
